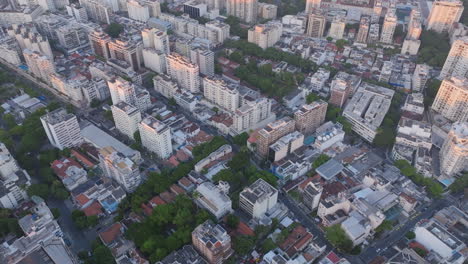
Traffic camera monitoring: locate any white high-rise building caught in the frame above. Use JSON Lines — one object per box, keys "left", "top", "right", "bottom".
{"left": 440, "top": 37, "right": 468, "bottom": 79}
{"left": 7, "top": 24, "right": 53, "bottom": 60}
{"left": 23, "top": 49, "right": 55, "bottom": 84}
{"left": 305, "top": 0, "right": 321, "bottom": 13}
{"left": 440, "top": 122, "right": 468, "bottom": 176}
{"left": 226, "top": 0, "right": 257, "bottom": 23}
{"left": 40, "top": 108, "right": 83, "bottom": 150}
{"left": 0, "top": 143, "right": 30, "bottom": 209}
{"left": 203, "top": 77, "right": 240, "bottom": 112}
{"left": 141, "top": 27, "right": 170, "bottom": 54}
{"left": 66, "top": 4, "right": 89, "bottom": 22}
{"left": 432, "top": 77, "right": 468, "bottom": 122}
{"left": 142, "top": 48, "right": 166, "bottom": 73}
{"left": 138, "top": 116, "right": 172, "bottom": 159}
{"left": 380, "top": 9, "right": 397, "bottom": 44}
{"left": 166, "top": 53, "right": 200, "bottom": 93}
{"left": 232, "top": 97, "right": 274, "bottom": 134}
{"left": 205, "top": 20, "right": 230, "bottom": 43}
{"left": 127, "top": 0, "right": 149, "bottom": 22}
{"left": 248, "top": 21, "right": 283, "bottom": 49}
{"left": 107, "top": 77, "right": 138, "bottom": 106}
{"left": 239, "top": 179, "right": 278, "bottom": 219}
{"left": 328, "top": 15, "right": 346, "bottom": 40}
{"left": 79, "top": 0, "right": 112, "bottom": 24}
{"left": 412, "top": 64, "right": 430, "bottom": 92}
{"left": 153, "top": 74, "right": 179, "bottom": 99}
{"left": 190, "top": 47, "right": 214, "bottom": 77}
{"left": 111, "top": 101, "right": 142, "bottom": 140}
{"left": 426, "top": 0, "right": 464, "bottom": 33}
{"left": 99, "top": 146, "right": 141, "bottom": 192}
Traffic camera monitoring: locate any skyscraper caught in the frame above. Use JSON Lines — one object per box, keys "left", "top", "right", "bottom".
{"left": 166, "top": 53, "right": 200, "bottom": 93}
{"left": 141, "top": 27, "right": 170, "bottom": 54}
{"left": 226, "top": 0, "right": 257, "bottom": 23}
{"left": 256, "top": 117, "right": 296, "bottom": 158}
{"left": 138, "top": 116, "right": 173, "bottom": 159}
{"left": 108, "top": 77, "right": 137, "bottom": 106}
{"left": 426, "top": 0, "right": 464, "bottom": 33}
{"left": 306, "top": 12, "right": 326, "bottom": 38}
{"left": 40, "top": 108, "right": 83, "bottom": 150}
{"left": 440, "top": 122, "right": 468, "bottom": 176}
{"left": 440, "top": 36, "right": 468, "bottom": 79}
{"left": 23, "top": 49, "right": 56, "bottom": 84}
{"left": 190, "top": 47, "right": 215, "bottom": 77}
{"left": 380, "top": 9, "right": 397, "bottom": 44}
{"left": 202, "top": 77, "right": 240, "bottom": 112}
{"left": 89, "top": 29, "right": 111, "bottom": 60}
{"left": 431, "top": 77, "right": 468, "bottom": 122}
{"left": 294, "top": 101, "right": 328, "bottom": 135}
{"left": 412, "top": 64, "right": 430, "bottom": 92}
{"left": 108, "top": 38, "right": 143, "bottom": 71}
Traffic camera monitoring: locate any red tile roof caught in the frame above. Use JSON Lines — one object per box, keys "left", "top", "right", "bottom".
{"left": 83, "top": 201, "right": 102, "bottom": 217}
{"left": 141, "top": 203, "right": 153, "bottom": 216}
{"left": 160, "top": 191, "right": 176, "bottom": 203}
{"left": 71, "top": 149, "right": 97, "bottom": 167}
{"left": 51, "top": 158, "right": 83, "bottom": 179}
{"left": 99, "top": 222, "right": 123, "bottom": 245}
{"left": 178, "top": 177, "right": 193, "bottom": 189}
{"left": 279, "top": 225, "right": 313, "bottom": 257}
{"left": 326, "top": 251, "right": 341, "bottom": 263}
{"left": 170, "top": 184, "right": 186, "bottom": 195}
{"left": 149, "top": 196, "right": 166, "bottom": 207}
{"left": 75, "top": 194, "right": 90, "bottom": 207}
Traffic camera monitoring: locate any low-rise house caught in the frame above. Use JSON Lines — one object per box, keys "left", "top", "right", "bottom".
{"left": 51, "top": 158, "right": 88, "bottom": 191}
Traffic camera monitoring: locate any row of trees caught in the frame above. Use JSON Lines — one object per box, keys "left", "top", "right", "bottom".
{"left": 225, "top": 16, "right": 248, "bottom": 39}
{"left": 416, "top": 30, "right": 450, "bottom": 67}
{"left": 79, "top": 240, "right": 116, "bottom": 264}
{"left": 394, "top": 160, "right": 443, "bottom": 198}
{"left": 71, "top": 210, "right": 99, "bottom": 230}
{"left": 225, "top": 40, "right": 316, "bottom": 72}
{"left": 126, "top": 195, "right": 212, "bottom": 263}
{"left": 234, "top": 60, "right": 304, "bottom": 98}
{"left": 0, "top": 209, "right": 22, "bottom": 238}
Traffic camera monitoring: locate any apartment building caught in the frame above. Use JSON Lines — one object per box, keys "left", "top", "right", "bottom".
{"left": 111, "top": 102, "right": 142, "bottom": 140}
{"left": 426, "top": 0, "right": 464, "bottom": 33}
{"left": 329, "top": 72, "right": 361, "bottom": 108}
{"left": 294, "top": 100, "right": 328, "bottom": 135}
{"left": 89, "top": 29, "right": 111, "bottom": 60}
{"left": 306, "top": 12, "right": 326, "bottom": 38}
{"left": 226, "top": 0, "right": 258, "bottom": 23}
{"left": 23, "top": 49, "right": 55, "bottom": 84}
{"left": 190, "top": 47, "right": 215, "bottom": 77}
{"left": 205, "top": 20, "right": 230, "bottom": 43}
{"left": 142, "top": 27, "right": 170, "bottom": 54}
{"left": 166, "top": 53, "right": 200, "bottom": 93}
{"left": 108, "top": 38, "right": 143, "bottom": 71}
{"left": 7, "top": 23, "right": 52, "bottom": 59}
{"left": 127, "top": 0, "right": 161, "bottom": 22}
{"left": 99, "top": 146, "right": 141, "bottom": 192}
{"left": 203, "top": 77, "right": 240, "bottom": 112}
{"left": 192, "top": 220, "right": 233, "bottom": 264}
{"left": 40, "top": 108, "right": 83, "bottom": 150}
{"left": 305, "top": 0, "right": 321, "bottom": 13}
{"left": 432, "top": 77, "right": 468, "bottom": 122}
{"left": 153, "top": 74, "right": 179, "bottom": 99}
{"left": 440, "top": 36, "right": 468, "bottom": 79}
{"left": 232, "top": 97, "right": 274, "bottom": 134}
{"left": 257, "top": 2, "right": 277, "bottom": 20}
{"left": 412, "top": 64, "right": 430, "bottom": 92}
{"left": 79, "top": 0, "right": 112, "bottom": 24}
{"left": 328, "top": 14, "right": 346, "bottom": 40}
{"left": 343, "top": 83, "right": 395, "bottom": 142}
{"left": 248, "top": 21, "right": 282, "bottom": 49}
{"left": 380, "top": 9, "right": 397, "bottom": 44}
{"left": 239, "top": 179, "right": 278, "bottom": 219}
{"left": 355, "top": 16, "right": 370, "bottom": 44}
{"left": 0, "top": 143, "right": 31, "bottom": 209}
{"left": 195, "top": 182, "right": 233, "bottom": 219}
{"left": 440, "top": 122, "right": 468, "bottom": 177}
{"left": 256, "top": 117, "right": 296, "bottom": 157}
{"left": 138, "top": 116, "right": 172, "bottom": 159}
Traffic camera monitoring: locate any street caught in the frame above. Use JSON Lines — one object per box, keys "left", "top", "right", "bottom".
{"left": 281, "top": 191, "right": 450, "bottom": 264}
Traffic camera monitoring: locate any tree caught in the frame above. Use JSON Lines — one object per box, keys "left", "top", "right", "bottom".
{"left": 335, "top": 39, "right": 348, "bottom": 50}
{"left": 325, "top": 225, "right": 353, "bottom": 253}
{"left": 306, "top": 93, "right": 320, "bottom": 103}
{"left": 313, "top": 154, "right": 331, "bottom": 169}
{"left": 233, "top": 235, "right": 255, "bottom": 255}
{"left": 261, "top": 238, "right": 276, "bottom": 253}
{"left": 336, "top": 116, "right": 352, "bottom": 134}
{"left": 450, "top": 173, "right": 468, "bottom": 193}
{"left": 233, "top": 132, "right": 249, "bottom": 146}
{"left": 326, "top": 106, "right": 341, "bottom": 121}
{"left": 326, "top": 36, "right": 333, "bottom": 42}
{"left": 104, "top": 110, "right": 113, "bottom": 122}
{"left": 90, "top": 99, "right": 101, "bottom": 108}
{"left": 226, "top": 214, "right": 240, "bottom": 229}
{"left": 168, "top": 97, "right": 177, "bottom": 106}
{"left": 3, "top": 113, "right": 16, "bottom": 129}
{"left": 405, "top": 231, "right": 416, "bottom": 239}
{"left": 373, "top": 127, "right": 395, "bottom": 147}
{"left": 27, "top": 184, "right": 49, "bottom": 198}
{"left": 51, "top": 208, "right": 60, "bottom": 219}
{"left": 133, "top": 131, "right": 141, "bottom": 144}
{"left": 105, "top": 23, "right": 124, "bottom": 38}
{"left": 417, "top": 30, "right": 450, "bottom": 67}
